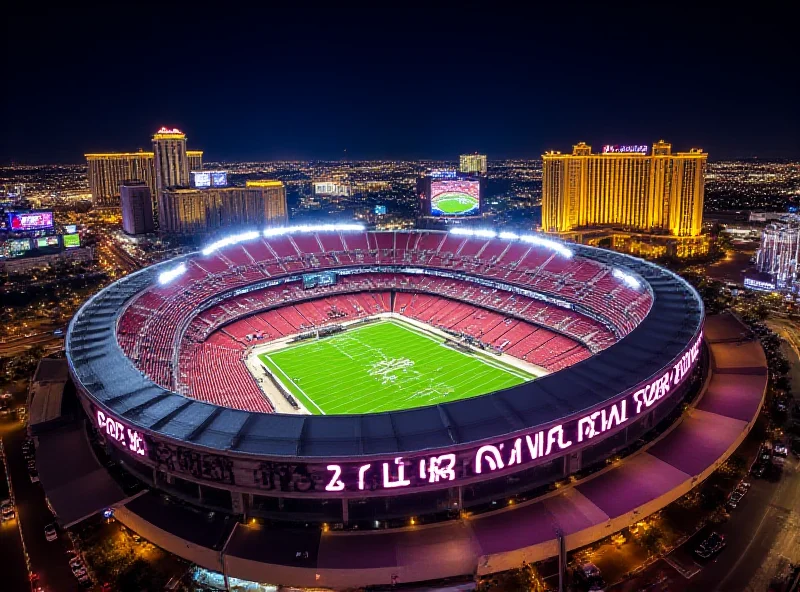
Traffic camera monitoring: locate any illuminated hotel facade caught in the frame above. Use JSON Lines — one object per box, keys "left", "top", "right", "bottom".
{"left": 85, "top": 147, "right": 203, "bottom": 207}
{"left": 542, "top": 141, "right": 707, "bottom": 238}
{"left": 158, "top": 180, "right": 288, "bottom": 235}
{"left": 459, "top": 153, "right": 487, "bottom": 175}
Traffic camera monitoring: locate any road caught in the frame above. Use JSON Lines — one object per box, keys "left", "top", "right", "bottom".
{"left": 0, "top": 435, "right": 29, "bottom": 592}
{"left": 0, "top": 333, "right": 64, "bottom": 358}
{"left": 1, "top": 417, "right": 83, "bottom": 591}
{"left": 613, "top": 319, "right": 800, "bottom": 592}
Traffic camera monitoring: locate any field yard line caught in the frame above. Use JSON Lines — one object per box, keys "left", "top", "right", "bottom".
{"left": 263, "top": 354, "right": 326, "bottom": 415}
{"left": 390, "top": 319, "right": 533, "bottom": 379}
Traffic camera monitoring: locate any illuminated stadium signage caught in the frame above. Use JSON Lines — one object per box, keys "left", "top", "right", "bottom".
{"left": 95, "top": 409, "right": 147, "bottom": 457}
{"left": 7, "top": 211, "right": 54, "bottom": 231}
{"left": 602, "top": 145, "right": 648, "bottom": 154}
{"left": 103, "top": 331, "right": 703, "bottom": 496}
{"left": 743, "top": 277, "right": 775, "bottom": 292}
{"left": 431, "top": 179, "right": 480, "bottom": 217}
{"left": 429, "top": 170, "right": 458, "bottom": 179}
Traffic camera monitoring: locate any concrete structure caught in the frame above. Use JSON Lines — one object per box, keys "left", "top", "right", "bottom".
{"left": 542, "top": 141, "right": 707, "bottom": 238}
{"left": 120, "top": 181, "right": 154, "bottom": 235}
{"left": 152, "top": 127, "right": 190, "bottom": 196}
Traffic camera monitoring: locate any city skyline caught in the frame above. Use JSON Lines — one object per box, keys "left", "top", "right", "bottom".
{"left": 3, "top": 5, "right": 798, "bottom": 164}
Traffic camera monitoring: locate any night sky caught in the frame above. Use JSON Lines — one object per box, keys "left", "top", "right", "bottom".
{"left": 3, "top": 3, "right": 798, "bottom": 163}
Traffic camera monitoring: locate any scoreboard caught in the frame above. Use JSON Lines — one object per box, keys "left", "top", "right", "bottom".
{"left": 302, "top": 271, "right": 337, "bottom": 289}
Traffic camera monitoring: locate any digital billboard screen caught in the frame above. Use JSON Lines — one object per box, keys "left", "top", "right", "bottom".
{"left": 64, "top": 224, "right": 77, "bottom": 234}
{"left": 2, "top": 238, "right": 32, "bottom": 259}
{"left": 63, "top": 233, "right": 81, "bottom": 248}
{"left": 302, "top": 271, "right": 337, "bottom": 289}
{"left": 211, "top": 172, "right": 228, "bottom": 187}
{"left": 430, "top": 180, "right": 480, "bottom": 216}
{"left": 191, "top": 172, "right": 211, "bottom": 188}
{"left": 36, "top": 236, "right": 60, "bottom": 249}
{"left": 374, "top": 205, "right": 387, "bottom": 215}
{"left": 7, "top": 211, "right": 54, "bottom": 231}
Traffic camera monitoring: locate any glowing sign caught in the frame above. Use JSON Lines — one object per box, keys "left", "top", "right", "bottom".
{"left": 191, "top": 171, "right": 211, "bottom": 188}
{"left": 743, "top": 277, "right": 775, "bottom": 292}
{"left": 429, "top": 170, "right": 458, "bottom": 179}
{"left": 374, "top": 205, "right": 387, "bottom": 215}
{"left": 603, "top": 145, "right": 648, "bottom": 154}
{"left": 155, "top": 127, "right": 183, "bottom": 135}
{"left": 96, "top": 410, "right": 147, "bottom": 456}
{"left": 62, "top": 233, "right": 80, "bottom": 248}
{"left": 8, "top": 211, "right": 54, "bottom": 231}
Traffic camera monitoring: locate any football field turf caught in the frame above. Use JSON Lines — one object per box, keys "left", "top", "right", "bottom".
{"left": 257, "top": 320, "right": 532, "bottom": 414}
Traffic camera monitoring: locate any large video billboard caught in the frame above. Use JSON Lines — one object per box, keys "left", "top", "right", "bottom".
{"left": 7, "top": 211, "right": 54, "bottom": 231}
{"left": 430, "top": 180, "right": 480, "bottom": 216}
{"left": 63, "top": 233, "right": 81, "bottom": 248}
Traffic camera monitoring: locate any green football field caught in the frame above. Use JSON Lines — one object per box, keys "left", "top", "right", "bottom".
{"left": 257, "top": 320, "right": 531, "bottom": 414}
{"left": 433, "top": 192, "right": 479, "bottom": 214}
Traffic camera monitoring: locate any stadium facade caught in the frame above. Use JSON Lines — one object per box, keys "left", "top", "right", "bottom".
{"left": 67, "top": 228, "right": 705, "bottom": 530}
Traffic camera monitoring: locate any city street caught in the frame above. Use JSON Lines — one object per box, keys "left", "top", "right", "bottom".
{"left": 1, "top": 416, "right": 84, "bottom": 591}
{"left": 613, "top": 320, "right": 800, "bottom": 592}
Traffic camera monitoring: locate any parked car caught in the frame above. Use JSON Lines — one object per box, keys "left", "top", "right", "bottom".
{"left": 695, "top": 532, "right": 726, "bottom": 559}
{"left": 1, "top": 501, "right": 15, "bottom": 522}
{"left": 727, "top": 490, "right": 744, "bottom": 509}
{"left": 71, "top": 563, "right": 87, "bottom": 578}
{"left": 44, "top": 524, "right": 58, "bottom": 542}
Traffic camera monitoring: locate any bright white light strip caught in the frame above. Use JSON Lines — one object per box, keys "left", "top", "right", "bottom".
{"left": 202, "top": 231, "right": 261, "bottom": 256}
{"left": 612, "top": 268, "right": 641, "bottom": 289}
{"left": 157, "top": 263, "right": 187, "bottom": 285}
{"left": 263, "top": 223, "right": 365, "bottom": 238}
{"left": 450, "top": 227, "right": 572, "bottom": 258}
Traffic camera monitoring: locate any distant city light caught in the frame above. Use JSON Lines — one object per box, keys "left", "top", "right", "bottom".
{"left": 157, "top": 263, "right": 187, "bottom": 285}
{"left": 612, "top": 268, "right": 641, "bottom": 289}
{"left": 449, "top": 227, "right": 572, "bottom": 258}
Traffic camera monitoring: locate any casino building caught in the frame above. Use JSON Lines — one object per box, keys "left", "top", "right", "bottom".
{"left": 85, "top": 129, "right": 203, "bottom": 207}
{"left": 541, "top": 141, "right": 707, "bottom": 240}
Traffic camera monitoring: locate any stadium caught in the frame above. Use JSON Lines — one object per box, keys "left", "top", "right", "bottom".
{"left": 64, "top": 226, "right": 728, "bottom": 588}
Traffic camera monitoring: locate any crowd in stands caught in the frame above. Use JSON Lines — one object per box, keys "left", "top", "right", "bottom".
{"left": 115, "top": 231, "right": 656, "bottom": 412}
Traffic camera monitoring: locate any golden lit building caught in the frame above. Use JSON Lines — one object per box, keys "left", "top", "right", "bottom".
{"left": 85, "top": 127, "right": 203, "bottom": 208}
{"left": 85, "top": 150, "right": 156, "bottom": 207}
{"left": 152, "top": 127, "right": 190, "bottom": 195}
{"left": 159, "top": 181, "right": 287, "bottom": 235}
{"left": 541, "top": 141, "right": 706, "bottom": 238}
{"left": 459, "top": 153, "right": 487, "bottom": 175}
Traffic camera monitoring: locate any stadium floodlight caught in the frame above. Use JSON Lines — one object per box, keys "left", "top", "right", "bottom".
{"left": 201, "top": 231, "right": 261, "bottom": 256}
{"left": 612, "top": 268, "right": 641, "bottom": 289}
{"left": 263, "top": 223, "right": 365, "bottom": 238}
{"left": 157, "top": 263, "right": 187, "bottom": 285}
{"left": 448, "top": 228, "right": 497, "bottom": 238}
{"left": 499, "top": 232, "right": 519, "bottom": 240}
{"left": 519, "top": 234, "right": 573, "bottom": 258}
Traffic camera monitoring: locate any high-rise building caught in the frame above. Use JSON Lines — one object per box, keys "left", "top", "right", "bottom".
{"left": 187, "top": 151, "right": 203, "bottom": 172}
{"left": 85, "top": 127, "right": 203, "bottom": 207}
{"left": 159, "top": 181, "right": 287, "bottom": 235}
{"left": 152, "top": 127, "right": 190, "bottom": 195}
{"left": 459, "top": 153, "right": 487, "bottom": 175}
{"left": 541, "top": 141, "right": 707, "bottom": 237}
{"left": 755, "top": 215, "right": 800, "bottom": 289}
{"left": 85, "top": 151, "right": 155, "bottom": 207}
{"left": 120, "top": 181, "right": 155, "bottom": 235}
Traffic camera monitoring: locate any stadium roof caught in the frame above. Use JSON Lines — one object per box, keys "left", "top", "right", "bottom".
{"left": 66, "top": 236, "right": 703, "bottom": 459}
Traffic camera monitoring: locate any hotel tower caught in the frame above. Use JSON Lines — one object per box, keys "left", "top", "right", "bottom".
{"left": 541, "top": 141, "right": 707, "bottom": 238}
